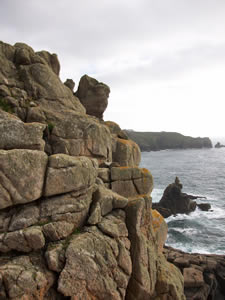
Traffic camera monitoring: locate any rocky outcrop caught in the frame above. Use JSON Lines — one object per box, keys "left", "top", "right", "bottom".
{"left": 125, "top": 130, "right": 213, "bottom": 151}
{"left": 75, "top": 74, "right": 110, "bottom": 120}
{"left": 153, "top": 177, "right": 211, "bottom": 218}
{"left": 0, "top": 110, "right": 46, "bottom": 151}
{"left": 105, "top": 121, "right": 141, "bottom": 167}
{"left": 164, "top": 246, "right": 225, "bottom": 300}
{"left": 64, "top": 78, "right": 75, "bottom": 91}
{"left": 0, "top": 149, "right": 48, "bottom": 209}
{"left": 0, "top": 40, "right": 187, "bottom": 299}
{"left": 0, "top": 41, "right": 113, "bottom": 163}
{"left": 215, "top": 142, "right": 225, "bottom": 148}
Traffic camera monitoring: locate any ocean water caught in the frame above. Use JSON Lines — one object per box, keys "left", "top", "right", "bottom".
{"left": 140, "top": 148, "right": 225, "bottom": 254}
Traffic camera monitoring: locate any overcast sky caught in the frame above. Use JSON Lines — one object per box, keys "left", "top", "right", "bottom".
{"left": 1, "top": 0, "right": 225, "bottom": 138}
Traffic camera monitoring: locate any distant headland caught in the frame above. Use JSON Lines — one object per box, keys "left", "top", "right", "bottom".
{"left": 124, "top": 130, "right": 213, "bottom": 151}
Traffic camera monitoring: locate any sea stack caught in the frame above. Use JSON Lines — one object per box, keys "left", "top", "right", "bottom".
{"left": 152, "top": 177, "right": 211, "bottom": 218}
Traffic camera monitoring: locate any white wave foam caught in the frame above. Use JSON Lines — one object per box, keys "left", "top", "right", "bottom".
{"left": 165, "top": 241, "right": 224, "bottom": 255}
{"left": 165, "top": 205, "right": 225, "bottom": 223}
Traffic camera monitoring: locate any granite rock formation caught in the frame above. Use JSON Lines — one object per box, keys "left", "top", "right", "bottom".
{"left": 164, "top": 246, "right": 225, "bottom": 300}
{"left": 153, "top": 177, "right": 211, "bottom": 218}
{"left": 0, "top": 40, "right": 186, "bottom": 299}
{"left": 215, "top": 142, "right": 225, "bottom": 148}
{"left": 75, "top": 74, "right": 110, "bottom": 120}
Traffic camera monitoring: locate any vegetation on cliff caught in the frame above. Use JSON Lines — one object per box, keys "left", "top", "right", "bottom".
{"left": 124, "top": 130, "right": 213, "bottom": 151}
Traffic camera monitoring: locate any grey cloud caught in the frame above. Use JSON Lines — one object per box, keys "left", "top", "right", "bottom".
{"left": 1, "top": 0, "right": 225, "bottom": 60}
{"left": 94, "top": 42, "right": 225, "bottom": 89}
{"left": 1, "top": 0, "right": 225, "bottom": 137}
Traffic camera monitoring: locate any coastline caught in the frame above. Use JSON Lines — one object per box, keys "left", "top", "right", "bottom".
{"left": 0, "top": 40, "right": 224, "bottom": 300}
{"left": 125, "top": 130, "right": 213, "bottom": 152}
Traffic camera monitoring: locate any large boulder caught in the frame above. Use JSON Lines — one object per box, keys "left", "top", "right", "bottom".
{"left": 104, "top": 121, "right": 129, "bottom": 140}
{"left": 75, "top": 74, "right": 110, "bottom": 120}
{"left": 0, "top": 149, "right": 48, "bottom": 209}
{"left": 111, "top": 166, "right": 153, "bottom": 198}
{"left": 44, "top": 154, "right": 98, "bottom": 196}
{"left": 36, "top": 50, "right": 60, "bottom": 75}
{"left": 46, "top": 111, "right": 112, "bottom": 162}
{"left": 112, "top": 138, "right": 141, "bottom": 167}
{"left": 0, "top": 110, "right": 46, "bottom": 151}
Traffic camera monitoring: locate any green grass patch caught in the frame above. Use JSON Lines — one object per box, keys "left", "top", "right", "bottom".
{"left": 47, "top": 122, "right": 55, "bottom": 133}
{"left": 0, "top": 98, "right": 14, "bottom": 113}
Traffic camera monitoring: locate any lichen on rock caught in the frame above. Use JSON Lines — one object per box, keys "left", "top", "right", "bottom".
{"left": 0, "top": 40, "right": 188, "bottom": 300}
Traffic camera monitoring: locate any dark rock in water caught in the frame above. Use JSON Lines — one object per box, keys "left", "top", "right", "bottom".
{"left": 75, "top": 74, "right": 110, "bottom": 120}
{"left": 164, "top": 246, "right": 225, "bottom": 300}
{"left": 157, "top": 177, "right": 197, "bottom": 216}
{"left": 152, "top": 203, "right": 172, "bottom": 218}
{"left": 153, "top": 177, "right": 211, "bottom": 217}
{"left": 197, "top": 203, "right": 211, "bottom": 211}
{"left": 215, "top": 142, "right": 225, "bottom": 148}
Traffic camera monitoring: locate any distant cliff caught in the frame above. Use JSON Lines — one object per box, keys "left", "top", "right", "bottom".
{"left": 124, "top": 130, "right": 213, "bottom": 151}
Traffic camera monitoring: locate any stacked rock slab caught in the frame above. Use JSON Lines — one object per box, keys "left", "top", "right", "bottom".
{"left": 0, "top": 40, "right": 185, "bottom": 299}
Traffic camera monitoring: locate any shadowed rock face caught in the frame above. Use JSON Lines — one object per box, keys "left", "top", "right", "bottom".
{"left": 0, "top": 40, "right": 188, "bottom": 300}
{"left": 75, "top": 74, "right": 110, "bottom": 120}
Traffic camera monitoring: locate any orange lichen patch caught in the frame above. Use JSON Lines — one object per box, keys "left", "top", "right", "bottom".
{"left": 151, "top": 209, "right": 165, "bottom": 232}
{"left": 142, "top": 168, "right": 150, "bottom": 175}
{"left": 128, "top": 194, "right": 148, "bottom": 201}
{"left": 117, "top": 138, "right": 131, "bottom": 145}
{"left": 104, "top": 121, "right": 115, "bottom": 126}
{"left": 116, "top": 166, "right": 130, "bottom": 169}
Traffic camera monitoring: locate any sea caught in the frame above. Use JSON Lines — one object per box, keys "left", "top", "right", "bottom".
{"left": 140, "top": 148, "right": 225, "bottom": 255}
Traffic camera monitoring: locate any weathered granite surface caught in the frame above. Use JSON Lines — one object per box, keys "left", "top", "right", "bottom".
{"left": 164, "top": 246, "right": 225, "bottom": 300}
{"left": 0, "top": 40, "right": 206, "bottom": 300}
